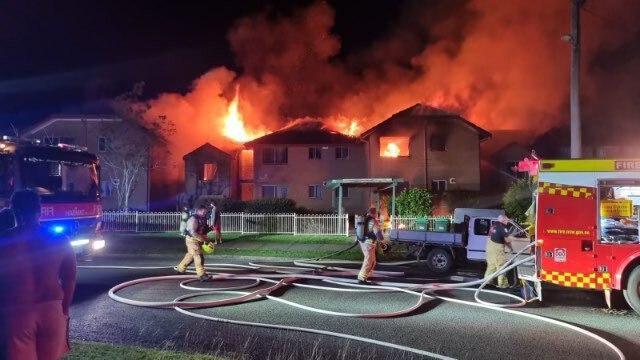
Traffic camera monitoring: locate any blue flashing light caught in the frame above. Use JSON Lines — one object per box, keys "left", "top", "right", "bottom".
{"left": 51, "top": 225, "right": 66, "bottom": 234}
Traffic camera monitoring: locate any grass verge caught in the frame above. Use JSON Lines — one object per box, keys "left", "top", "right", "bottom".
{"left": 63, "top": 341, "right": 225, "bottom": 359}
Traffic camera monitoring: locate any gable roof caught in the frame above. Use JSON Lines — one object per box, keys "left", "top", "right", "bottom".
{"left": 183, "top": 143, "right": 231, "bottom": 160}
{"left": 360, "top": 104, "right": 491, "bottom": 141}
{"left": 243, "top": 120, "right": 363, "bottom": 147}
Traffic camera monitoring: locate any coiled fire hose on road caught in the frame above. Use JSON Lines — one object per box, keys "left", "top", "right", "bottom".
{"left": 78, "top": 239, "right": 626, "bottom": 360}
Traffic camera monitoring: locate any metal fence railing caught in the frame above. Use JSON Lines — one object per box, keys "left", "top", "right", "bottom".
{"left": 101, "top": 211, "right": 349, "bottom": 236}
{"left": 390, "top": 215, "right": 454, "bottom": 231}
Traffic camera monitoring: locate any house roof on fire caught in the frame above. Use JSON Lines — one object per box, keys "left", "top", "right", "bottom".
{"left": 243, "top": 120, "right": 363, "bottom": 147}
{"left": 183, "top": 143, "right": 231, "bottom": 160}
{"left": 360, "top": 104, "right": 492, "bottom": 141}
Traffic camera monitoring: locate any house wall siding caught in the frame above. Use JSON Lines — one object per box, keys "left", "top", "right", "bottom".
{"left": 426, "top": 121, "right": 481, "bottom": 191}
{"left": 252, "top": 144, "right": 367, "bottom": 213}
{"left": 365, "top": 116, "right": 482, "bottom": 192}
{"left": 24, "top": 118, "right": 150, "bottom": 210}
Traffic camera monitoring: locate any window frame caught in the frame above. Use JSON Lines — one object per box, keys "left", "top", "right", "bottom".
{"left": 335, "top": 146, "right": 350, "bottom": 160}
{"left": 262, "top": 147, "right": 288, "bottom": 165}
{"left": 431, "top": 179, "right": 447, "bottom": 194}
{"left": 98, "top": 137, "right": 111, "bottom": 152}
{"left": 308, "top": 147, "right": 322, "bottom": 160}
{"left": 429, "top": 134, "right": 447, "bottom": 152}
{"left": 261, "top": 184, "right": 288, "bottom": 199}
{"left": 308, "top": 184, "right": 322, "bottom": 198}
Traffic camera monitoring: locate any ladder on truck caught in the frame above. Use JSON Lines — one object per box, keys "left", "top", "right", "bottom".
{"left": 517, "top": 261, "right": 542, "bottom": 302}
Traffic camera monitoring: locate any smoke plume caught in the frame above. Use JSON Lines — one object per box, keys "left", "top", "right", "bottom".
{"left": 129, "top": 0, "right": 640, "bottom": 181}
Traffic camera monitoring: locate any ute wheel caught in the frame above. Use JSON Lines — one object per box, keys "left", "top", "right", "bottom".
{"left": 623, "top": 266, "right": 640, "bottom": 315}
{"left": 426, "top": 248, "right": 453, "bottom": 273}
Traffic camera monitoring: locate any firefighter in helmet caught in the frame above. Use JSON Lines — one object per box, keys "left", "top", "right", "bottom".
{"left": 484, "top": 214, "right": 515, "bottom": 288}
{"left": 176, "top": 205, "right": 212, "bottom": 281}
{"left": 357, "top": 207, "right": 383, "bottom": 284}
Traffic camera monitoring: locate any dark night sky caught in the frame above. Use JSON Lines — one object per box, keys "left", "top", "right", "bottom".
{"left": 0, "top": 0, "right": 405, "bottom": 133}
{"left": 1, "top": 0, "right": 638, "bottom": 146}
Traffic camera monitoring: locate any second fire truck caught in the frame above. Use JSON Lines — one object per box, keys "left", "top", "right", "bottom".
{"left": 519, "top": 158, "right": 640, "bottom": 314}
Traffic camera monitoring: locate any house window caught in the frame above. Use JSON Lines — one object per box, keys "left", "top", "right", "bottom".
{"left": 262, "top": 147, "right": 288, "bottom": 165}
{"left": 202, "top": 163, "right": 217, "bottom": 181}
{"left": 309, "top": 147, "right": 322, "bottom": 160}
{"left": 262, "top": 185, "right": 288, "bottom": 198}
{"left": 334, "top": 187, "right": 349, "bottom": 198}
{"left": 432, "top": 179, "right": 447, "bottom": 194}
{"left": 379, "top": 137, "right": 410, "bottom": 157}
{"left": 98, "top": 137, "right": 111, "bottom": 152}
{"left": 308, "top": 185, "right": 322, "bottom": 198}
{"left": 429, "top": 134, "right": 447, "bottom": 152}
{"left": 335, "top": 146, "right": 349, "bottom": 159}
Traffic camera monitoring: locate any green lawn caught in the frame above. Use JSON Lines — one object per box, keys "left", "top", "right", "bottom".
{"left": 220, "top": 233, "right": 351, "bottom": 244}
{"left": 64, "top": 341, "right": 226, "bottom": 359}
{"left": 99, "top": 232, "right": 408, "bottom": 261}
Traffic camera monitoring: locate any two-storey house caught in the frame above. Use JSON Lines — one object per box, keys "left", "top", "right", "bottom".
{"left": 243, "top": 120, "right": 367, "bottom": 214}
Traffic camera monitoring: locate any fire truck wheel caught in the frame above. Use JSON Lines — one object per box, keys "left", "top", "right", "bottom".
{"left": 623, "top": 266, "right": 640, "bottom": 314}
{"left": 425, "top": 248, "right": 452, "bottom": 273}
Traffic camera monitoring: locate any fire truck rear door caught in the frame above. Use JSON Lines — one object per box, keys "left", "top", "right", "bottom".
{"left": 537, "top": 183, "right": 597, "bottom": 281}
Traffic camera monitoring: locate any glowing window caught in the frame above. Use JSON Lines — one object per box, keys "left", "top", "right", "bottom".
{"left": 202, "top": 163, "right": 217, "bottom": 181}
{"left": 380, "top": 137, "right": 409, "bottom": 157}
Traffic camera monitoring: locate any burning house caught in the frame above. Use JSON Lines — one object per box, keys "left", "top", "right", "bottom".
{"left": 182, "top": 143, "right": 234, "bottom": 205}
{"left": 360, "top": 104, "right": 491, "bottom": 212}
{"left": 243, "top": 120, "right": 367, "bottom": 214}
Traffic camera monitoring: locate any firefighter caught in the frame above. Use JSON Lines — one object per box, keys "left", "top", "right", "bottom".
{"left": 176, "top": 205, "right": 212, "bottom": 281}
{"left": 357, "top": 207, "right": 383, "bottom": 284}
{"left": 484, "top": 214, "right": 515, "bottom": 288}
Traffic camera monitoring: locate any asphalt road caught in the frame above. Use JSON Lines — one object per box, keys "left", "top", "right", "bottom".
{"left": 70, "top": 256, "right": 640, "bottom": 360}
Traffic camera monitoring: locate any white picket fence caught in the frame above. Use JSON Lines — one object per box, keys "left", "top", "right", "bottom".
{"left": 390, "top": 215, "right": 454, "bottom": 231}
{"left": 100, "top": 211, "right": 349, "bottom": 236}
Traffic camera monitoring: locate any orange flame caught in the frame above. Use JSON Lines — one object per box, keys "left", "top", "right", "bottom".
{"left": 382, "top": 142, "right": 401, "bottom": 157}
{"left": 326, "top": 115, "right": 362, "bottom": 136}
{"left": 380, "top": 137, "right": 409, "bottom": 158}
{"left": 222, "top": 87, "right": 263, "bottom": 142}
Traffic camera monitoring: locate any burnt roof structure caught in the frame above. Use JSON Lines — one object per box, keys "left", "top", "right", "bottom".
{"left": 360, "top": 104, "right": 491, "bottom": 141}
{"left": 243, "top": 120, "right": 363, "bottom": 147}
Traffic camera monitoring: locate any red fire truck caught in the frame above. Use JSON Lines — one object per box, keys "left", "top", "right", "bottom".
{"left": 0, "top": 135, "right": 105, "bottom": 257}
{"left": 520, "top": 158, "right": 640, "bottom": 314}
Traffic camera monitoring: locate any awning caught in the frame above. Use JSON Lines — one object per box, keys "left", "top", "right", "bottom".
{"left": 323, "top": 178, "right": 406, "bottom": 216}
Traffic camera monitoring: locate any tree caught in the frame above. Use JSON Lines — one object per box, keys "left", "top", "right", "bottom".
{"left": 98, "top": 120, "right": 154, "bottom": 210}
{"left": 396, "top": 187, "right": 432, "bottom": 216}
{"left": 104, "top": 83, "right": 175, "bottom": 210}
{"left": 503, "top": 178, "right": 535, "bottom": 223}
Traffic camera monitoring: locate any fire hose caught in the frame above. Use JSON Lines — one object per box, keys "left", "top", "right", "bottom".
{"left": 79, "top": 240, "right": 626, "bottom": 360}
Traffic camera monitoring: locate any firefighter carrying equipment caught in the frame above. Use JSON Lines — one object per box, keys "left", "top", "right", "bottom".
{"left": 201, "top": 242, "right": 214, "bottom": 254}
{"left": 179, "top": 208, "right": 190, "bottom": 237}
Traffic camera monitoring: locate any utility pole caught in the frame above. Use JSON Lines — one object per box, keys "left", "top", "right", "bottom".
{"left": 569, "top": 0, "right": 584, "bottom": 158}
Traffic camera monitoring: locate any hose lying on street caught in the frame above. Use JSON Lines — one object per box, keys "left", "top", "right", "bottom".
{"left": 80, "top": 237, "right": 625, "bottom": 360}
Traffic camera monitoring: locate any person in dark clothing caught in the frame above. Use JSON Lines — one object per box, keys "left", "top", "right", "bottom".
{"left": 0, "top": 190, "right": 76, "bottom": 360}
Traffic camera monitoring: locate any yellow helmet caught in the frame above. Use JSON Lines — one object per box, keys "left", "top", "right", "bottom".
{"left": 201, "top": 242, "right": 214, "bottom": 254}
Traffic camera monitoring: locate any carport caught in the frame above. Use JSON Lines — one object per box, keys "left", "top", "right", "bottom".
{"left": 323, "top": 178, "right": 406, "bottom": 217}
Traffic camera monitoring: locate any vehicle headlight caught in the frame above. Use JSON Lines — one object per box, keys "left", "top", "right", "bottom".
{"left": 92, "top": 239, "right": 106, "bottom": 251}
{"left": 70, "top": 239, "right": 90, "bottom": 247}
